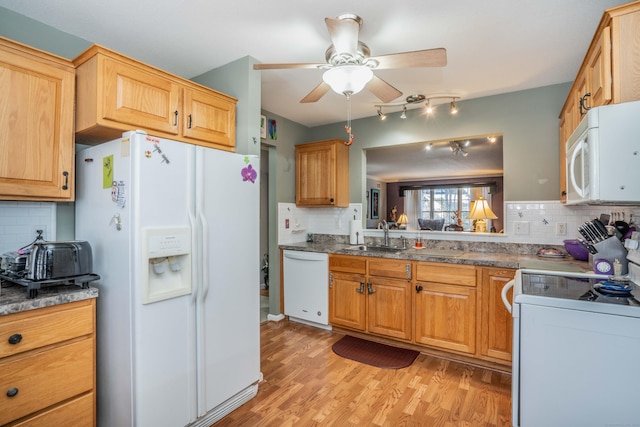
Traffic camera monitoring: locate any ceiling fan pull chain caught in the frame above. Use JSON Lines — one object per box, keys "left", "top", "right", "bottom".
{"left": 344, "top": 93, "right": 354, "bottom": 146}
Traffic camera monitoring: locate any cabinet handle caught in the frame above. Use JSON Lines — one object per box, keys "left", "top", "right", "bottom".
{"left": 188, "top": 114, "right": 193, "bottom": 129}
{"left": 415, "top": 285, "right": 423, "bottom": 293}
{"left": 329, "top": 273, "right": 333, "bottom": 288}
{"left": 367, "top": 282, "right": 376, "bottom": 294}
{"left": 8, "top": 333, "right": 22, "bottom": 345}
{"left": 356, "top": 282, "right": 365, "bottom": 294}
{"left": 579, "top": 92, "right": 591, "bottom": 116}
{"left": 6, "top": 387, "right": 18, "bottom": 398}
{"left": 405, "top": 264, "right": 411, "bottom": 280}
{"left": 173, "top": 110, "right": 179, "bottom": 126}
{"left": 62, "top": 171, "right": 69, "bottom": 190}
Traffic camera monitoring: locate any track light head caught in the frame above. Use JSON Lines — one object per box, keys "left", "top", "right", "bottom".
{"left": 400, "top": 106, "right": 407, "bottom": 119}
{"left": 425, "top": 100, "right": 433, "bottom": 114}
{"left": 450, "top": 99, "right": 458, "bottom": 114}
{"left": 377, "top": 107, "right": 386, "bottom": 120}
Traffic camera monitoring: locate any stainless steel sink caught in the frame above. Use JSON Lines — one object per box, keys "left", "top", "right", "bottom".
{"left": 345, "top": 245, "right": 404, "bottom": 253}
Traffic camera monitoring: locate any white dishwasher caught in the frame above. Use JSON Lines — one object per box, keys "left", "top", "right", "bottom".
{"left": 283, "top": 250, "right": 329, "bottom": 327}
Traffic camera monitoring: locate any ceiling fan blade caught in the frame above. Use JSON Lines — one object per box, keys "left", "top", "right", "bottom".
{"left": 325, "top": 16, "right": 360, "bottom": 57}
{"left": 300, "top": 81, "right": 331, "bottom": 103}
{"left": 371, "top": 48, "right": 447, "bottom": 69}
{"left": 367, "top": 75, "right": 402, "bottom": 103}
{"left": 253, "top": 62, "right": 326, "bottom": 70}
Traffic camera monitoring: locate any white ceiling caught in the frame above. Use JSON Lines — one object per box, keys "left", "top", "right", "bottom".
{"left": 0, "top": 0, "right": 628, "bottom": 129}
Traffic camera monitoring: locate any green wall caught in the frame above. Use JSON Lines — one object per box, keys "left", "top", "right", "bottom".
{"left": 305, "top": 83, "right": 571, "bottom": 206}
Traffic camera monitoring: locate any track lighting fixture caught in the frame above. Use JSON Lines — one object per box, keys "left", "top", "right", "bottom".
{"left": 425, "top": 142, "right": 433, "bottom": 151}
{"left": 374, "top": 95, "right": 460, "bottom": 121}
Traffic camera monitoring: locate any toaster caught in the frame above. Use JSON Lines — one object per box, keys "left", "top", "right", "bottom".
{"left": 25, "top": 240, "right": 94, "bottom": 281}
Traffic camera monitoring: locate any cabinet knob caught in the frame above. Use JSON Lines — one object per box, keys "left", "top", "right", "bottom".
{"left": 415, "top": 285, "right": 423, "bottom": 293}
{"left": 8, "top": 333, "right": 22, "bottom": 345}
{"left": 356, "top": 282, "right": 365, "bottom": 294}
{"left": 6, "top": 387, "right": 19, "bottom": 398}
{"left": 367, "top": 282, "right": 376, "bottom": 294}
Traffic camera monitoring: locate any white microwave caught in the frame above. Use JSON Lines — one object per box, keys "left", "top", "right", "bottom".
{"left": 565, "top": 100, "right": 640, "bottom": 205}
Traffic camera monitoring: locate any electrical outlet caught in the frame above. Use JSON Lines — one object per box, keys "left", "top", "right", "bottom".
{"left": 556, "top": 222, "right": 567, "bottom": 235}
{"left": 514, "top": 221, "right": 530, "bottom": 235}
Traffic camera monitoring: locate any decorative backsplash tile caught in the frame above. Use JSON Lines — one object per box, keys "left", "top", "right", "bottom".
{"left": 280, "top": 201, "right": 640, "bottom": 246}
{"left": 0, "top": 202, "right": 57, "bottom": 254}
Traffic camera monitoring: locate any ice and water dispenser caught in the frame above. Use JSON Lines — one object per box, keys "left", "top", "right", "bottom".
{"left": 141, "top": 227, "right": 192, "bottom": 304}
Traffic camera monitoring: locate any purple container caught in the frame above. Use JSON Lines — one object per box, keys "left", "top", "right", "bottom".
{"left": 563, "top": 239, "right": 589, "bottom": 261}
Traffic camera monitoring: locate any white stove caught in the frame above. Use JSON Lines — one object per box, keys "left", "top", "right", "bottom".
{"left": 504, "top": 231, "right": 640, "bottom": 427}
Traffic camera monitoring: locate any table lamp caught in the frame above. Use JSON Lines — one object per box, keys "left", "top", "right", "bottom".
{"left": 466, "top": 198, "right": 497, "bottom": 232}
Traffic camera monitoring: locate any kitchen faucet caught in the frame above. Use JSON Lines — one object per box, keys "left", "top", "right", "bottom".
{"left": 380, "top": 220, "right": 389, "bottom": 246}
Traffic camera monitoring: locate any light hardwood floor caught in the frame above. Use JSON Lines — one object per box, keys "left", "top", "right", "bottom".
{"left": 214, "top": 320, "right": 512, "bottom": 426}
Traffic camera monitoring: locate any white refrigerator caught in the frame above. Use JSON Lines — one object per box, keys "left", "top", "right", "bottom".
{"left": 75, "top": 130, "right": 260, "bottom": 427}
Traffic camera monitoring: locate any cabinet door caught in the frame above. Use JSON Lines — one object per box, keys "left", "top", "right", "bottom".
{"left": 479, "top": 268, "right": 514, "bottom": 362}
{"left": 102, "top": 56, "right": 181, "bottom": 135}
{"left": 182, "top": 87, "right": 236, "bottom": 149}
{"left": 296, "top": 143, "right": 337, "bottom": 206}
{"left": 415, "top": 283, "right": 476, "bottom": 354}
{"left": 329, "top": 271, "right": 366, "bottom": 331}
{"left": 0, "top": 43, "right": 74, "bottom": 200}
{"left": 586, "top": 26, "right": 612, "bottom": 108}
{"left": 367, "top": 277, "right": 412, "bottom": 341}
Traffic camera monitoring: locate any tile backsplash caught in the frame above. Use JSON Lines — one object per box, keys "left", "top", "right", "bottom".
{"left": 279, "top": 201, "right": 640, "bottom": 246}
{"left": 0, "top": 202, "right": 57, "bottom": 254}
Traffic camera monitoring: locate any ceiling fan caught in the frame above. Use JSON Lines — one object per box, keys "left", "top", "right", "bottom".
{"left": 253, "top": 13, "right": 447, "bottom": 103}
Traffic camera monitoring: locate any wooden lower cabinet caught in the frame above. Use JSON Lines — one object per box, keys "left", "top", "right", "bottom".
{"left": 478, "top": 267, "right": 515, "bottom": 363}
{"left": 329, "top": 255, "right": 412, "bottom": 341}
{"left": 414, "top": 282, "right": 477, "bottom": 354}
{"left": 329, "top": 270, "right": 366, "bottom": 331}
{"left": 0, "top": 299, "right": 96, "bottom": 426}
{"left": 328, "top": 254, "right": 512, "bottom": 367}
{"left": 367, "top": 276, "right": 412, "bottom": 341}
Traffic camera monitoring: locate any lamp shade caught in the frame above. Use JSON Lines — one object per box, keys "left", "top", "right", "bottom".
{"left": 397, "top": 213, "right": 409, "bottom": 225}
{"left": 322, "top": 65, "right": 373, "bottom": 96}
{"left": 467, "top": 198, "right": 497, "bottom": 220}
{"left": 466, "top": 197, "right": 497, "bottom": 232}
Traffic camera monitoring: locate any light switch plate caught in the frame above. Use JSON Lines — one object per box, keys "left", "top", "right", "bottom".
{"left": 514, "top": 221, "right": 530, "bottom": 235}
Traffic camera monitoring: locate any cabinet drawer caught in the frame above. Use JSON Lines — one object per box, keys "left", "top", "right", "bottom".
{"left": 329, "top": 255, "right": 366, "bottom": 274}
{"left": 0, "top": 300, "right": 94, "bottom": 359}
{"left": 368, "top": 259, "right": 412, "bottom": 280}
{"left": 11, "top": 391, "right": 94, "bottom": 427}
{"left": 416, "top": 262, "right": 476, "bottom": 286}
{"left": 0, "top": 338, "right": 94, "bottom": 425}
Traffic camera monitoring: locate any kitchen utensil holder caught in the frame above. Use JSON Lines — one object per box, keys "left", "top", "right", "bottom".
{"left": 589, "top": 237, "right": 629, "bottom": 275}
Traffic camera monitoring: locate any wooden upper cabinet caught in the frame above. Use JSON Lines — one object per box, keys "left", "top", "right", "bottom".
{"left": 296, "top": 139, "right": 350, "bottom": 207}
{"left": 99, "top": 55, "right": 181, "bottom": 135}
{"left": 74, "top": 45, "right": 236, "bottom": 151}
{"left": 0, "top": 37, "right": 75, "bottom": 201}
{"left": 559, "top": 1, "right": 640, "bottom": 138}
{"left": 558, "top": 1, "right": 640, "bottom": 203}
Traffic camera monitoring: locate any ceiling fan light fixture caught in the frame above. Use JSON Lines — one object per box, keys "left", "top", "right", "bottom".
{"left": 322, "top": 65, "right": 373, "bottom": 96}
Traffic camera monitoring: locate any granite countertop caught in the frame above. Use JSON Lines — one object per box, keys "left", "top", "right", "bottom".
{"left": 0, "top": 282, "right": 99, "bottom": 316}
{"left": 280, "top": 241, "right": 591, "bottom": 273}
